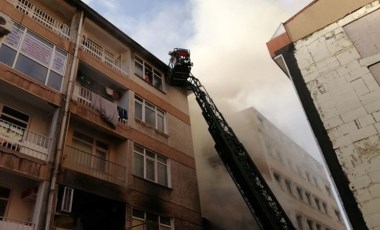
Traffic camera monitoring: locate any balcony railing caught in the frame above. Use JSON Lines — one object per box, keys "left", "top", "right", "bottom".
{"left": 14, "top": 0, "right": 71, "bottom": 39}
{"left": 0, "top": 119, "right": 51, "bottom": 161}
{"left": 63, "top": 145, "right": 125, "bottom": 185}
{"left": 73, "top": 84, "right": 128, "bottom": 124}
{"left": 0, "top": 217, "right": 34, "bottom": 230}
{"left": 81, "top": 36, "right": 128, "bottom": 75}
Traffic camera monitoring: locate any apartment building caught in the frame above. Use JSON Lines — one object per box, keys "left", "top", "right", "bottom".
{"left": 266, "top": 0, "right": 380, "bottom": 229}
{"left": 197, "top": 107, "right": 345, "bottom": 230}
{"left": 0, "top": 0, "right": 202, "bottom": 229}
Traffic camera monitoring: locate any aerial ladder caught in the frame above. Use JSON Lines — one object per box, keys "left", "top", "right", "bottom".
{"left": 167, "top": 48, "right": 295, "bottom": 230}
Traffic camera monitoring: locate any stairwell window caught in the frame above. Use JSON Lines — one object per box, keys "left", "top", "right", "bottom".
{"left": 135, "top": 96, "right": 166, "bottom": 133}
{"left": 0, "top": 22, "right": 67, "bottom": 91}
{"left": 133, "top": 144, "right": 170, "bottom": 187}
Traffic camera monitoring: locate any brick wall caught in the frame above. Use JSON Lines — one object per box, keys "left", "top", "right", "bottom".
{"left": 293, "top": 1, "right": 380, "bottom": 228}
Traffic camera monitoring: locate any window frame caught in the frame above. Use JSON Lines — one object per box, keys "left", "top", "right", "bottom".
{"left": 72, "top": 131, "right": 109, "bottom": 172}
{"left": 0, "top": 21, "right": 68, "bottom": 92}
{"left": 133, "top": 144, "right": 171, "bottom": 187}
{"left": 304, "top": 191, "right": 312, "bottom": 206}
{"left": 296, "top": 186, "right": 304, "bottom": 201}
{"left": 134, "top": 56, "right": 164, "bottom": 91}
{"left": 134, "top": 96, "right": 167, "bottom": 133}
{"left": 296, "top": 214, "right": 304, "bottom": 230}
{"left": 131, "top": 208, "right": 173, "bottom": 230}
{"left": 284, "top": 179, "right": 293, "bottom": 195}
{"left": 0, "top": 186, "right": 11, "bottom": 218}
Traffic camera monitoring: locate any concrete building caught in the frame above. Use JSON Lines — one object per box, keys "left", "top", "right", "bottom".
{"left": 0, "top": 0, "right": 202, "bottom": 229}
{"left": 266, "top": 0, "right": 380, "bottom": 229}
{"left": 196, "top": 107, "right": 344, "bottom": 230}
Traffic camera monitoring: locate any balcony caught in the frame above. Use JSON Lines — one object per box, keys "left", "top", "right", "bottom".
{"left": 73, "top": 83, "right": 128, "bottom": 126}
{"left": 13, "top": 0, "right": 71, "bottom": 39}
{"left": 0, "top": 217, "right": 34, "bottom": 230}
{"left": 62, "top": 145, "right": 125, "bottom": 185}
{"left": 81, "top": 36, "right": 128, "bottom": 76}
{"left": 0, "top": 119, "right": 51, "bottom": 161}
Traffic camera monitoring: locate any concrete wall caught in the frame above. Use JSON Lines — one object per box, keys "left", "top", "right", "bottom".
{"left": 293, "top": 1, "right": 380, "bottom": 228}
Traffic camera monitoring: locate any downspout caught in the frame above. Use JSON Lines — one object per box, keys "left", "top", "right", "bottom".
{"left": 45, "top": 10, "right": 84, "bottom": 230}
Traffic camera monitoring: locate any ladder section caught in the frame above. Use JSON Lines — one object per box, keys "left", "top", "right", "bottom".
{"left": 187, "top": 75, "right": 295, "bottom": 230}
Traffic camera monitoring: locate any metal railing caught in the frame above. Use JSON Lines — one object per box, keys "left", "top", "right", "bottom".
{"left": 14, "top": 0, "right": 71, "bottom": 39}
{"left": 73, "top": 84, "right": 128, "bottom": 124}
{"left": 63, "top": 145, "right": 126, "bottom": 184}
{"left": 0, "top": 119, "right": 51, "bottom": 161}
{"left": 0, "top": 217, "right": 34, "bottom": 230}
{"left": 81, "top": 36, "right": 128, "bottom": 75}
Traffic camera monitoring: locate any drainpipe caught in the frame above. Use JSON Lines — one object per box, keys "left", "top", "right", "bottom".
{"left": 45, "top": 10, "right": 84, "bottom": 230}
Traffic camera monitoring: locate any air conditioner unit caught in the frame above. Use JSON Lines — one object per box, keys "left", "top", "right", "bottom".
{"left": 59, "top": 187, "right": 74, "bottom": 213}
{"left": 0, "top": 12, "right": 12, "bottom": 37}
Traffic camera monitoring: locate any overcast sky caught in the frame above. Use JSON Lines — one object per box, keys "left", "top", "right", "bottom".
{"left": 81, "top": 0, "right": 321, "bottom": 161}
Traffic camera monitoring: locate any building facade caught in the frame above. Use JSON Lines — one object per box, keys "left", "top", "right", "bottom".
{"left": 0, "top": 0, "right": 202, "bottom": 229}
{"left": 197, "top": 107, "right": 344, "bottom": 230}
{"left": 267, "top": 0, "right": 380, "bottom": 229}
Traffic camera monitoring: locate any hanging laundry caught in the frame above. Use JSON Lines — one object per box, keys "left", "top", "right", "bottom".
{"left": 91, "top": 92, "right": 118, "bottom": 128}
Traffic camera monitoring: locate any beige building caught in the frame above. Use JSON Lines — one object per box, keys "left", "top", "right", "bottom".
{"left": 267, "top": 0, "right": 380, "bottom": 229}
{"left": 0, "top": 0, "right": 202, "bottom": 229}
{"left": 197, "top": 107, "right": 345, "bottom": 230}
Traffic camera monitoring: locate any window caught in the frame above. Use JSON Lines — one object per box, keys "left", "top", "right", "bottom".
{"left": 334, "top": 209, "right": 342, "bottom": 222}
{"left": 72, "top": 131, "right": 109, "bottom": 172}
{"left": 272, "top": 172, "right": 281, "bottom": 186}
{"left": 306, "top": 219, "right": 314, "bottom": 230}
{"left": 314, "top": 197, "right": 321, "bottom": 211}
{"left": 131, "top": 208, "right": 173, "bottom": 230}
{"left": 305, "top": 191, "right": 312, "bottom": 205}
{"left": 1, "top": 106, "right": 29, "bottom": 129}
{"left": 0, "top": 186, "right": 10, "bottom": 218}
{"left": 0, "top": 106, "right": 29, "bottom": 145}
{"left": 135, "top": 96, "right": 166, "bottom": 133}
{"left": 134, "top": 56, "right": 163, "bottom": 90}
{"left": 60, "top": 187, "right": 74, "bottom": 213}
{"left": 284, "top": 179, "right": 292, "bottom": 195}
{"left": 322, "top": 202, "right": 328, "bottom": 214}
{"left": 133, "top": 144, "right": 170, "bottom": 187}
{"left": 296, "top": 186, "right": 304, "bottom": 200}
{"left": 296, "top": 215, "right": 303, "bottom": 230}
{"left": 325, "top": 185, "right": 332, "bottom": 197}
{"left": 0, "top": 22, "right": 68, "bottom": 91}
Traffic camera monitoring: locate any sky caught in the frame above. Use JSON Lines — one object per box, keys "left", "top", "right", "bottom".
{"left": 81, "top": 0, "right": 321, "bottom": 162}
